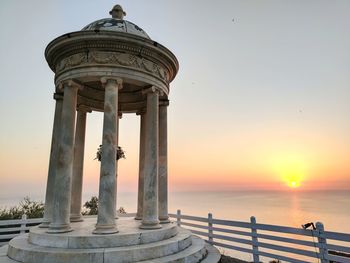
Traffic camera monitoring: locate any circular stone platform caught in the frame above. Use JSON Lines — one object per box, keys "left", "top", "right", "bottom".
{"left": 2, "top": 217, "right": 221, "bottom": 263}
{"left": 29, "top": 217, "right": 178, "bottom": 249}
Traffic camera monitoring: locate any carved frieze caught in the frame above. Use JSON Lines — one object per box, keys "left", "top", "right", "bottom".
{"left": 57, "top": 53, "right": 86, "bottom": 72}
{"left": 56, "top": 51, "right": 169, "bottom": 82}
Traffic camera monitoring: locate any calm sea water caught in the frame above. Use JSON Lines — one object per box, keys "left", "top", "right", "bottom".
{"left": 1, "top": 190, "right": 349, "bottom": 261}
{"left": 1, "top": 190, "right": 349, "bottom": 233}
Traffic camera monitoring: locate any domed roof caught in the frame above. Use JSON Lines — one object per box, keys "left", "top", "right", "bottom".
{"left": 82, "top": 18, "right": 150, "bottom": 39}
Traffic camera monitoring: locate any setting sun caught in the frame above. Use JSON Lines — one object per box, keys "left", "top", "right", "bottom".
{"left": 284, "top": 170, "right": 303, "bottom": 189}
{"left": 289, "top": 180, "right": 300, "bottom": 188}
{"left": 270, "top": 153, "right": 307, "bottom": 189}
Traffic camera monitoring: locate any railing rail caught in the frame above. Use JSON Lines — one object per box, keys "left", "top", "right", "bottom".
{"left": 0, "top": 214, "right": 39, "bottom": 246}
{"left": 169, "top": 210, "right": 350, "bottom": 263}
{"left": 0, "top": 211, "right": 349, "bottom": 263}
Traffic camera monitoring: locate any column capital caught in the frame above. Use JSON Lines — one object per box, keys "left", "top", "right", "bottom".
{"left": 100, "top": 77, "right": 123, "bottom": 89}
{"left": 77, "top": 105, "right": 92, "bottom": 113}
{"left": 53, "top": 92, "right": 64, "bottom": 101}
{"left": 159, "top": 100, "right": 169, "bottom": 107}
{"left": 142, "top": 86, "right": 163, "bottom": 96}
{"left": 58, "top": 79, "right": 84, "bottom": 91}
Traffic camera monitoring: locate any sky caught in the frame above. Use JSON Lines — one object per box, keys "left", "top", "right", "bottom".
{"left": 0, "top": 0, "right": 349, "bottom": 198}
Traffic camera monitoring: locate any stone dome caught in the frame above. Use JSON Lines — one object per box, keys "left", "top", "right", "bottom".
{"left": 82, "top": 18, "right": 150, "bottom": 39}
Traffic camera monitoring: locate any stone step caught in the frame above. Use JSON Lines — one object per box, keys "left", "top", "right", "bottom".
{"left": 137, "top": 236, "right": 208, "bottom": 263}
{"left": 1, "top": 238, "right": 221, "bottom": 263}
{"left": 0, "top": 246, "right": 8, "bottom": 257}
{"left": 201, "top": 243, "right": 221, "bottom": 263}
{"left": 0, "top": 246, "right": 17, "bottom": 263}
{"left": 7, "top": 229, "right": 193, "bottom": 263}
{"left": 0, "top": 256, "right": 18, "bottom": 263}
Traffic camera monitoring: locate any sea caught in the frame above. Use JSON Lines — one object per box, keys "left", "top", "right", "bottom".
{"left": 1, "top": 190, "right": 349, "bottom": 262}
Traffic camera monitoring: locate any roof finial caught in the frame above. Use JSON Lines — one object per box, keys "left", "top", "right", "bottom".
{"left": 109, "top": 4, "right": 126, "bottom": 20}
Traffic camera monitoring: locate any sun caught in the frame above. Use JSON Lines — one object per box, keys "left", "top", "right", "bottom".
{"left": 270, "top": 154, "right": 306, "bottom": 189}
{"left": 283, "top": 170, "right": 303, "bottom": 189}
{"left": 289, "top": 180, "right": 300, "bottom": 188}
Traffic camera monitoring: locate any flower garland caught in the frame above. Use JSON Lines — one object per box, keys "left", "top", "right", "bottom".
{"left": 95, "top": 145, "right": 126, "bottom": 161}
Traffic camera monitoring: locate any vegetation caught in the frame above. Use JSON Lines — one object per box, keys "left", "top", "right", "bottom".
{"left": 219, "top": 254, "right": 282, "bottom": 263}
{"left": 82, "top": 196, "right": 126, "bottom": 215}
{"left": 117, "top": 206, "right": 127, "bottom": 214}
{"left": 0, "top": 197, "right": 44, "bottom": 220}
{"left": 219, "top": 255, "right": 249, "bottom": 263}
{"left": 82, "top": 196, "right": 99, "bottom": 215}
{"left": 0, "top": 196, "right": 126, "bottom": 220}
{"left": 95, "top": 145, "right": 126, "bottom": 161}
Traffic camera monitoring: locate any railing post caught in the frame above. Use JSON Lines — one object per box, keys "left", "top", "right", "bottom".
{"left": 316, "top": 222, "right": 329, "bottom": 263}
{"left": 20, "top": 214, "right": 27, "bottom": 234}
{"left": 208, "top": 213, "right": 213, "bottom": 245}
{"left": 176, "top": 209, "right": 181, "bottom": 227}
{"left": 250, "top": 216, "right": 260, "bottom": 263}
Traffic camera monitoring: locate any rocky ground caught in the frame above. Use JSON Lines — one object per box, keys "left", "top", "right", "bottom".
{"left": 219, "top": 255, "right": 249, "bottom": 263}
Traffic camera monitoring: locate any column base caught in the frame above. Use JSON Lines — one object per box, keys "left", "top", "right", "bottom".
{"left": 93, "top": 224, "right": 119, "bottom": 234}
{"left": 140, "top": 223, "right": 162, "bottom": 230}
{"left": 38, "top": 220, "right": 50, "bottom": 228}
{"left": 139, "top": 220, "right": 162, "bottom": 230}
{"left": 47, "top": 223, "right": 73, "bottom": 233}
{"left": 159, "top": 217, "right": 170, "bottom": 224}
{"left": 134, "top": 214, "right": 142, "bottom": 220}
{"left": 70, "top": 214, "right": 84, "bottom": 222}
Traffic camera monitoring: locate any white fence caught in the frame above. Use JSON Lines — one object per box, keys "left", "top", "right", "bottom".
{"left": 169, "top": 210, "right": 350, "bottom": 263}
{"left": 1, "top": 212, "right": 350, "bottom": 263}
{"left": 0, "top": 214, "right": 42, "bottom": 247}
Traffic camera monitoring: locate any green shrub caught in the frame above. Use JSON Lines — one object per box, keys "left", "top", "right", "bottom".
{"left": 0, "top": 196, "right": 126, "bottom": 219}
{"left": 82, "top": 196, "right": 99, "bottom": 215}
{"left": 117, "top": 207, "right": 127, "bottom": 214}
{"left": 82, "top": 196, "right": 127, "bottom": 215}
{"left": 0, "top": 197, "right": 44, "bottom": 220}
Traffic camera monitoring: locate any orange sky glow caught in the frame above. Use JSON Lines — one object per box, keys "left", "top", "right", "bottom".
{"left": 1, "top": 112, "right": 349, "bottom": 195}
{"left": 0, "top": 1, "right": 350, "bottom": 197}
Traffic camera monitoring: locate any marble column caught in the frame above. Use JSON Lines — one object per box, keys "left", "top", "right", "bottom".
{"left": 40, "top": 92, "right": 63, "bottom": 228}
{"left": 158, "top": 101, "right": 170, "bottom": 223}
{"left": 140, "top": 87, "right": 161, "bottom": 229}
{"left": 48, "top": 80, "right": 80, "bottom": 233}
{"left": 93, "top": 77, "right": 122, "bottom": 234}
{"left": 70, "top": 106, "right": 90, "bottom": 222}
{"left": 115, "top": 113, "right": 121, "bottom": 219}
{"left": 135, "top": 111, "right": 146, "bottom": 220}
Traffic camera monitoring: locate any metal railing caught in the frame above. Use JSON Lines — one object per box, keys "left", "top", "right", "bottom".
{"left": 169, "top": 210, "right": 350, "bottom": 263}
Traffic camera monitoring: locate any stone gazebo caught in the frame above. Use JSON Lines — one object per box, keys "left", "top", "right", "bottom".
{"left": 0, "top": 5, "right": 220, "bottom": 263}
